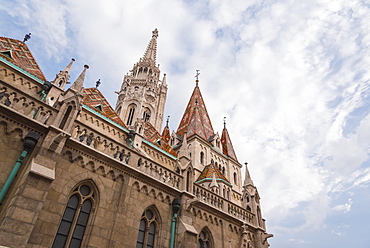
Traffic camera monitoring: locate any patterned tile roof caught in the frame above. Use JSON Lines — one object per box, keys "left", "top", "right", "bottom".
{"left": 0, "top": 37, "right": 46, "bottom": 81}
{"left": 196, "top": 163, "right": 231, "bottom": 185}
{"left": 142, "top": 121, "right": 178, "bottom": 157}
{"left": 176, "top": 86, "right": 215, "bottom": 141}
{"left": 82, "top": 88, "right": 127, "bottom": 128}
{"left": 221, "top": 127, "right": 238, "bottom": 161}
{"left": 161, "top": 124, "right": 170, "bottom": 143}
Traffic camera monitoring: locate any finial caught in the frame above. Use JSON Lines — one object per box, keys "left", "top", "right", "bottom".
{"left": 166, "top": 116, "right": 170, "bottom": 126}
{"left": 195, "top": 70, "right": 200, "bottom": 86}
{"left": 96, "top": 79, "right": 101, "bottom": 88}
{"left": 223, "top": 117, "right": 226, "bottom": 129}
{"left": 152, "top": 28, "right": 159, "bottom": 39}
{"left": 23, "top": 33, "right": 31, "bottom": 43}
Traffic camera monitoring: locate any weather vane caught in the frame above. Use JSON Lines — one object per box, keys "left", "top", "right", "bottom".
{"left": 96, "top": 79, "right": 101, "bottom": 88}
{"left": 223, "top": 117, "right": 226, "bottom": 128}
{"left": 195, "top": 70, "right": 200, "bottom": 86}
{"left": 23, "top": 33, "right": 31, "bottom": 43}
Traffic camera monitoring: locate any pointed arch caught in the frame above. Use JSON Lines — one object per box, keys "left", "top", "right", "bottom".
{"left": 52, "top": 180, "right": 99, "bottom": 248}
{"left": 136, "top": 205, "right": 162, "bottom": 248}
{"left": 198, "top": 226, "right": 214, "bottom": 248}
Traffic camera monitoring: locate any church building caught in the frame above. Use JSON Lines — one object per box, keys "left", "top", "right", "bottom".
{"left": 0, "top": 29, "right": 272, "bottom": 247}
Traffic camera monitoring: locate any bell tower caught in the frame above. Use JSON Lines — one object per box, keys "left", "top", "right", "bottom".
{"left": 115, "top": 28, "right": 167, "bottom": 131}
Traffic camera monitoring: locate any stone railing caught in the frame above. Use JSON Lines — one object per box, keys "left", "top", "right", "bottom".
{"left": 137, "top": 158, "right": 181, "bottom": 190}
{"left": 193, "top": 184, "right": 224, "bottom": 210}
{"left": 227, "top": 202, "right": 255, "bottom": 225}
{"left": 192, "top": 184, "right": 255, "bottom": 225}
{"left": 0, "top": 83, "right": 57, "bottom": 125}
{"left": 72, "top": 121, "right": 182, "bottom": 191}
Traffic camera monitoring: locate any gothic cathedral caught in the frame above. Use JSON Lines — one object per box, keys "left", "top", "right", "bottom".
{"left": 0, "top": 29, "right": 272, "bottom": 247}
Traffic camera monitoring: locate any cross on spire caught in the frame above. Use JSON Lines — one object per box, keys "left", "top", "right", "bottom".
{"left": 166, "top": 115, "right": 170, "bottom": 126}
{"left": 224, "top": 117, "right": 226, "bottom": 129}
{"left": 195, "top": 70, "right": 200, "bottom": 86}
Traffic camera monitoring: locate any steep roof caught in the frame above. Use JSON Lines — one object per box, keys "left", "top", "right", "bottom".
{"left": 82, "top": 88, "right": 127, "bottom": 128}
{"left": 176, "top": 86, "right": 215, "bottom": 141}
{"left": 161, "top": 124, "right": 170, "bottom": 143}
{"left": 142, "top": 121, "right": 177, "bottom": 157}
{"left": 196, "top": 163, "right": 231, "bottom": 186}
{"left": 0, "top": 37, "right": 46, "bottom": 81}
{"left": 221, "top": 126, "right": 238, "bottom": 161}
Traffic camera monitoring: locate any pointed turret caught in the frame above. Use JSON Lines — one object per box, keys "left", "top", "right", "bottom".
{"left": 221, "top": 118, "right": 238, "bottom": 161}
{"left": 162, "top": 116, "right": 171, "bottom": 143}
{"left": 142, "top": 28, "right": 158, "bottom": 64}
{"left": 70, "top": 65, "right": 89, "bottom": 92}
{"left": 176, "top": 84, "right": 215, "bottom": 142}
{"left": 53, "top": 58, "right": 75, "bottom": 89}
{"left": 243, "top": 162, "right": 254, "bottom": 186}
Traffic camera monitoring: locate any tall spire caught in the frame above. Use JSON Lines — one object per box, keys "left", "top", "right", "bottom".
{"left": 176, "top": 74, "right": 215, "bottom": 141}
{"left": 221, "top": 119, "right": 238, "bottom": 161}
{"left": 142, "top": 28, "right": 158, "bottom": 63}
{"left": 162, "top": 116, "right": 171, "bottom": 143}
{"left": 70, "top": 65, "right": 89, "bottom": 92}
{"left": 243, "top": 162, "right": 254, "bottom": 186}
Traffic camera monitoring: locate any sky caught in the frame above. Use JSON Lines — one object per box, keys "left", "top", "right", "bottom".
{"left": 1, "top": 0, "right": 370, "bottom": 247}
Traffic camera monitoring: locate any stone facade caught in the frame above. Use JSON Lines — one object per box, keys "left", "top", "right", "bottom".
{"left": 0, "top": 31, "right": 272, "bottom": 248}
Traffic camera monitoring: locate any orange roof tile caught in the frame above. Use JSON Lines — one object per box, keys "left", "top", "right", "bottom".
{"left": 176, "top": 86, "right": 215, "bottom": 141}
{"left": 82, "top": 88, "right": 127, "bottom": 128}
{"left": 0, "top": 37, "right": 46, "bottom": 81}
{"left": 196, "top": 163, "right": 231, "bottom": 185}
{"left": 221, "top": 127, "right": 238, "bottom": 161}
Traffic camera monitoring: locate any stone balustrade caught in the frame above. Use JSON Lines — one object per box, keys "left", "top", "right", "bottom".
{"left": 0, "top": 83, "right": 56, "bottom": 125}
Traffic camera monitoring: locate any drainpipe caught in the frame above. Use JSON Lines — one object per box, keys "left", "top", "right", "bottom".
{"left": 170, "top": 198, "right": 181, "bottom": 248}
{"left": 0, "top": 131, "right": 40, "bottom": 205}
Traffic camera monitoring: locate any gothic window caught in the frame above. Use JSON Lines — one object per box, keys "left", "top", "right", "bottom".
{"left": 200, "top": 152, "right": 204, "bottom": 164}
{"left": 197, "top": 228, "right": 213, "bottom": 248}
{"left": 136, "top": 208, "right": 159, "bottom": 248}
{"left": 127, "top": 106, "right": 136, "bottom": 125}
{"left": 52, "top": 182, "right": 97, "bottom": 248}
{"left": 143, "top": 110, "right": 151, "bottom": 122}
{"left": 233, "top": 172, "right": 237, "bottom": 185}
{"left": 222, "top": 167, "right": 225, "bottom": 175}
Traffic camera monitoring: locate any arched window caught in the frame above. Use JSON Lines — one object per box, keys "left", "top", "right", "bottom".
{"left": 52, "top": 182, "right": 97, "bottom": 248}
{"left": 127, "top": 106, "right": 136, "bottom": 125}
{"left": 186, "top": 168, "right": 192, "bottom": 192}
{"left": 200, "top": 152, "right": 204, "bottom": 164}
{"left": 233, "top": 172, "right": 237, "bottom": 185}
{"left": 136, "top": 208, "right": 159, "bottom": 248}
{"left": 143, "top": 109, "right": 151, "bottom": 122}
{"left": 197, "top": 228, "right": 213, "bottom": 248}
{"left": 222, "top": 167, "right": 225, "bottom": 175}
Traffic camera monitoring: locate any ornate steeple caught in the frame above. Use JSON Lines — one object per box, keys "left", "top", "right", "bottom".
{"left": 142, "top": 28, "right": 158, "bottom": 64}
{"left": 115, "top": 29, "right": 167, "bottom": 132}
{"left": 176, "top": 83, "right": 215, "bottom": 142}
{"left": 221, "top": 118, "right": 238, "bottom": 161}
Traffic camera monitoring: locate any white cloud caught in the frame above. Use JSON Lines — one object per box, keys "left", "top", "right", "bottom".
{"left": 2, "top": 0, "right": 370, "bottom": 246}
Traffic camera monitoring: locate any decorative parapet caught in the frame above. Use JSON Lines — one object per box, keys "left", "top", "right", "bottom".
{"left": 192, "top": 184, "right": 255, "bottom": 226}
{"left": 0, "top": 82, "right": 56, "bottom": 125}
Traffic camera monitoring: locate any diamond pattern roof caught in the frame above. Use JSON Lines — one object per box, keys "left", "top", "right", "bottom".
{"left": 0, "top": 37, "right": 46, "bottom": 81}
{"left": 142, "top": 121, "right": 177, "bottom": 157}
{"left": 196, "top": 163, "right": 231, "bottom": 185}
{"left": 221, "top": 127, "right": 238, "bottom": 161}
{"left": 82, "top": 88, "right": 127, "bottom": 128}
{"left": 176, "top": 86, "right": 215, "bottom": 141}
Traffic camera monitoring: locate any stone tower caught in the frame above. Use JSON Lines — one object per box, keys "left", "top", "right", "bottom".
{"left": 115, "top": 28, "right": 167, "bottom": 131}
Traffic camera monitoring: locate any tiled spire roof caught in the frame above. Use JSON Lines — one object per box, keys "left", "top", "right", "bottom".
{"left": 196, "top": 163, "right": 231, "bottom": 186}
{"left": 0, "top": 37, "right": 46, "bottom": 81}
{"left": 176, "top": 85, "right": 215, "bottom": 141}
{"left": 142, "top": 28, "right": 158, "bottom": 64}
{"left": 162, "top": 117, "right": 170, "bottom": 143}
{"left": 221, "top": 125, "right": 238, "bottom": 161}
{"left": 142, "top": 121, "right": 177, "bottom": 157}
{"left": 82, "top": 88, "right": 127, "bottom": 128}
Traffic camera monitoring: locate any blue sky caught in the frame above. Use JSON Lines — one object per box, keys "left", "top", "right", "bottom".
{"left": 1, "top": 0, "right": 370, "bottom": 247}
